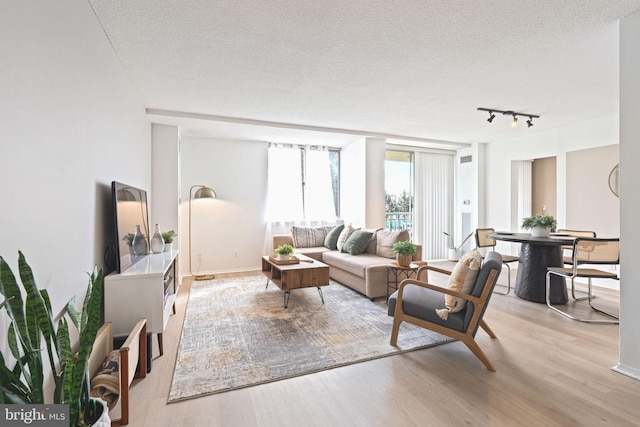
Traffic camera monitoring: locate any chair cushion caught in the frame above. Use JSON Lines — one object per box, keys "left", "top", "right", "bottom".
{"left": 388, "top": 286, "right": 466, "bottom": 333}
{"left": 323, "top": 224, "right": 345, "bottom": 250}
{"left": 342, "top": 230, "right": 374, "bottom": 255}
{"left": 440, "top": 249, "right": 482, "bottom": 317}
{"left": 376, "top": 229, "right": 410, "bottom": 258}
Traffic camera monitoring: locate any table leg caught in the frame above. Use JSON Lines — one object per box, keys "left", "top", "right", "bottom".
{"left": 317, "top": 287, "right": 324, "bottom": 304}
{"left": 284, "top": 290, "right": 290, "bottom": 308}
{"left": 515, "top": 243, "right": 568, "bottom": 304}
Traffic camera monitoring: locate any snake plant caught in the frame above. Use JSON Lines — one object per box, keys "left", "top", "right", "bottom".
{"left": 0, "top": 252, "right": 104, "bottom": 426}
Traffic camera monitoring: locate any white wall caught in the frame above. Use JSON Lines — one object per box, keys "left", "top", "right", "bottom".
{"left": 0, "top": 0, "right": 150, "bottom": 383}
{"left": 151, "top": 124, "right": 181, "bottom": 248}
{"left": 617, "top": 8, "right": 640, "bottom": 380}
{"left": 179, "top": 136, "right": 268, "bottom": 277}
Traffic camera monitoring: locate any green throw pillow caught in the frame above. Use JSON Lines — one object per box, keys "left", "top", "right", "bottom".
{"left": 343, "top": 230, "right": 374, "bottom": 255}
{"left": 324, "top": 224, "right": 345, "bottom": 250}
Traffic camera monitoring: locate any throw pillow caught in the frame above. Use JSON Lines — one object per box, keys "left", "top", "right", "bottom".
{"left": 336, "top": 224, "right": 356, "bottom": 252}
{"left": 363, "top": 228, "right": 383, "bottom": 254}
{"left": 342, "top": 230, "right": 374, "bottom": 255}
{"left": 291, "top": 226, "right": 333, "bottom": 248}
{"left": 324, "top": 224, "right": 345, "bottom": 250}
{"left": 436, "top": 249, "right": 483, "bottom": 320}
{"left": 376, "top": 229, "right": 411, "bottom": 258}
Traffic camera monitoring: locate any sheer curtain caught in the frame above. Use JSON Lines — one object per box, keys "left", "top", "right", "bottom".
{"left": 263, "top": 144, "right": 337, "bottom": 254}
{"left": 413, "top": 151, "right": 454, "bottom": 260}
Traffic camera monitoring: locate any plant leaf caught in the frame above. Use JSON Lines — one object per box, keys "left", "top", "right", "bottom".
{"left": 65, "top": 295, "right": 81, "bottom": 331}
{"left": 0, "top": 255, "right": 32, "bottom": 352}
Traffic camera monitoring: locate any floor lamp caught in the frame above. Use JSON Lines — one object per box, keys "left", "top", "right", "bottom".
{"left": 189, "top": 184, "right": 216, "bottom": 281}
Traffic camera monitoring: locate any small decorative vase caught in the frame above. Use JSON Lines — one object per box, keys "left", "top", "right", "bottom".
{"left": 163, "top": 242, "right": 172, "bottom": 252}
{"left": 131, "top": 225, "right": 148, "bottom": 255}
{"left": 448, "top": 248, "right": 460, "bottom": 262}
{"left": 530, "top": 227, "right": 550, "bottom": 237}
{"left": 397, "top": 253, "right": 412, "bottom": 267}
{"left": 150, "top": 224, "right": 165, "bottom": 253}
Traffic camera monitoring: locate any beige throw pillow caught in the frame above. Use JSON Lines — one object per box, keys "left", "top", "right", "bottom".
{"left": 376, "top": 229, "right": 411, "bottom": 258}
{"left": 336, "top": 224, "right": 356, "bottom": 252}
{"left": 436, "top": 249, "right": 483, "bottom": 320}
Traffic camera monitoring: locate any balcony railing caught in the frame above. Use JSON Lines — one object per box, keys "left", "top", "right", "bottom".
{"left": 385, "top": 212, "right": 412, "bottom": 234}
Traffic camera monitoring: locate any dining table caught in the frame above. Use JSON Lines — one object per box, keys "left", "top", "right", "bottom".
{"left": 487, "top": 232, "right": 576, "bottom": 304}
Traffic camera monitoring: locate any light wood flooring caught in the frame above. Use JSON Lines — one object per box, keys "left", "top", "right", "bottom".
{"left": 122, "top": 268, "right": 639, "bottom": 426}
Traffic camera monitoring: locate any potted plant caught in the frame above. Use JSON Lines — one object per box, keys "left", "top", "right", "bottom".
{"left": 392, "top": 240, "right": 417, "bottom": 267}
{"left": 274, "top": 243, "right": 295, "bottom": 260}
{"left": 443, "top": 231, "right": 474, "bottom": 261}
{"left": 521, "top": 215, "right": 557, "bottom": 237}
{"left": 161, "top": 230, "right": 177, "bottom": 252}
{"left": 0, "top": 252, "right": 107, "bottom": 426}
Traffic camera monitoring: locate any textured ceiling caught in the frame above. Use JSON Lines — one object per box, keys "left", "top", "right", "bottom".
{"left": 89, "top": 0, "right": 640, "bottom": 148}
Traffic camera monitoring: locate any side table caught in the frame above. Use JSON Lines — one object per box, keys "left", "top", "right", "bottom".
{"left": 387, "top": 262, "right": 420, "bottom": 300}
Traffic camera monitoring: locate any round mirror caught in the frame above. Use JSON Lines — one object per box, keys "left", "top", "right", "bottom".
{"left": 608, "top": 164, "right": 619, "bottom": 198}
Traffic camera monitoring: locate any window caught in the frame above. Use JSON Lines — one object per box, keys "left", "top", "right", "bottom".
{"left": 266, "top": 144, "right": 339, "bottom": 222}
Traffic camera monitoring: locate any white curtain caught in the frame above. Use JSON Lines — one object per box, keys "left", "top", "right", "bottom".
{"left": 304, "top": 148, "right": 336, "bottom": 220}
{"left": 263, "top": 144, "right": 337, "bottom": 254}
{"left": 413, "top": 151, "right": 454, "bottom": 260}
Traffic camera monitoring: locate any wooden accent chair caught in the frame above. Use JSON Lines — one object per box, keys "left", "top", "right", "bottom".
{"left": 388, "top": 252, "right": 503, "bottom": 371}
{"left": 89, "top": 319, "right": 148, "bottom": 426}
{"left": 475, "top": 228, "right": 520, "bottom": 295}
{"left": 546, "top": 237, "right": 619, "bottom": 323}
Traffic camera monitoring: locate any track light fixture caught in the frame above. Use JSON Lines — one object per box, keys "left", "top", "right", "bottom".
{"left": 477, "top": 107, "right": 540, "bottom": 129}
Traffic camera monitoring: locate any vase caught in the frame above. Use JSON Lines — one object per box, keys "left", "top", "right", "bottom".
{"left": 397, "top": 253, "right": 412, "bottom": 267}
{"left": 150, "top": 224, "right": 165, "bottom": 253}
{"left": 448, "top": 248, "right": 460, "bottom": 262}
{"left": 530, "top": 227, "right": 550, "bottom": 237}
{"left": 163, "top": 242, "right": 172, "bottom": 252}
{"left": 88, "top": 398, "right": 111, "bottom": 427}
{"left": 131, "top": 225, "right": 148, "bottom": 255}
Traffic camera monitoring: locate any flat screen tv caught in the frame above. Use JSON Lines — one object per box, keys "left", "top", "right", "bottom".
{"left": 111, "top": 181, "right": 150, "bottom": 273}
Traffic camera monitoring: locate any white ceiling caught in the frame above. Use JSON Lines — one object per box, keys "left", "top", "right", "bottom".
{"left": 89, "top": 0, "right": 640, "bottom": 148}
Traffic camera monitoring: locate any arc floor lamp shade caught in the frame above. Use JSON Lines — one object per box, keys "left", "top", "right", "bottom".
{"left": 189, "top": 185, "right": 217, "bottom": 281}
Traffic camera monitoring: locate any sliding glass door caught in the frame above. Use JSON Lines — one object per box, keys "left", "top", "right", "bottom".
{"left": 385, "top": 150, "right": 414, "bottom": 237}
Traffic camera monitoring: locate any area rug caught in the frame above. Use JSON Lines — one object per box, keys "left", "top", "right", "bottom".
{"left": 168, "top": 275, "right": 453, "bottom": 402}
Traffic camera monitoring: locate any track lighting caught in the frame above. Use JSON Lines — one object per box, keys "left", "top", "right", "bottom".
{"left": 477, "top": 107, "right": 540, "bottom": 129}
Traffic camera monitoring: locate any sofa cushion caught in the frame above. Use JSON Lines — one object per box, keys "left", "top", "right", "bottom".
{"left": 323, "top": 224, "right": 345, "bottom": 250}
{"left": 322, "top": 251, "right": 387, "bottom": 278}
{"left": 291, "top": 226, "right": 333, "bottom": 248}
{"left": 342, "top": 230, "right": 374, "bottom": 255}
{"left": 376, "top": 229, "right": 410, "bottom": 258}
{"left": 336, "top": 224, "right": 356, "bottom": 252}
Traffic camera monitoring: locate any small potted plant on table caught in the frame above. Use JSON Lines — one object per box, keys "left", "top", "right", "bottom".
{"left": 521, "top": 215, "right": 557, "bottom": 237}
{"left": 161, "top": 230, "right": 177, "bottom": 252}
{"left": 274, "top": 243, "right": 295, "bottom": 260}
{"left": 392, "top": 240, "right": 417, "bottom": 267}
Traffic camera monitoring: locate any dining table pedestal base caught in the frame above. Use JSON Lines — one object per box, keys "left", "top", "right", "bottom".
{"left": 515, "top": 243, "right": 568, "bottom": 304}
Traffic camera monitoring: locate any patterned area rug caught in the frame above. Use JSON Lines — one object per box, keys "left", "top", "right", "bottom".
{"left": 168, "top": 275, "right": 453, "bottom": 402}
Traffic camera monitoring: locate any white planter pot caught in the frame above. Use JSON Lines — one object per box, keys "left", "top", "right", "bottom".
{"left": 530, "top": 227, "right": 550, "bottom": 237}
{"left": 448, "top": 248, "right": 460, "bottom": 261}
{"left": 277, "top": 254, "right": 292, "bottom": 260}
{"left": 163, "top": 242, "right": 172, "bottom": 252}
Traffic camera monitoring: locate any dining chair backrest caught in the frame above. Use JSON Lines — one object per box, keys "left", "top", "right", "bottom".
{"left": 571, "top": 237, "right": 620, "bottom": 266}
{"left": 557, "top": 229, "right": 596, "bottom": 252}
{"left": 475, "top": 228, "right": 496, "bottom": 249}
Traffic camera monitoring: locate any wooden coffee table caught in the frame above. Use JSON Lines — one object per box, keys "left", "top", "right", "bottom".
{"left": 261, "top": 254, "right": 330, "bottom": 308}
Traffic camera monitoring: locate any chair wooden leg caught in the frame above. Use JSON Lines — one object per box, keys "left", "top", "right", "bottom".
{"left": 390, "top": 317, "right": 402, "bottom": 346}
{"left": 480, "top": 320, "right": 497, "bottom": 338}
{"left": 461, "top": 337, "right": 496, "bottom": 372}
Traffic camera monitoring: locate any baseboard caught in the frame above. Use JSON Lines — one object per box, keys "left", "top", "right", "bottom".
{"left": 611, "top": 363, "right": 640, "bottom": 380}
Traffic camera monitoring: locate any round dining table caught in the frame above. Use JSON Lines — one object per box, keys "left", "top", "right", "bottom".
{"left": 487, "top": 232, "right": 576, "bottom": 304}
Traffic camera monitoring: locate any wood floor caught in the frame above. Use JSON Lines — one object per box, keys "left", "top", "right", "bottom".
{"left": 123, "top": 268, "right": 639, "bottom": 427}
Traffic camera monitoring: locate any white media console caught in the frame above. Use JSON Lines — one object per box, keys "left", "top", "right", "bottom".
{"left": 104, "top": 250, "right": 178, "bottom": 356}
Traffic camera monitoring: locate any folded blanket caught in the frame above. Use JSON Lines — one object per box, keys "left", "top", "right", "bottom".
{"left": 90, "top": 350, "right": 120, "bottom": 410}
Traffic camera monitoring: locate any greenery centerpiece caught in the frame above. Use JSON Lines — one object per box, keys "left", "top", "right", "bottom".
{"left": 521, "top": 215, "right": 557, "bottom": 237}
{"left": 392, "top": 240, "right": 417, "bottom": 267}
{"left": 0, "top": 252, "right": 106, "bottom": 426}
{"left": 274, "top": 244, "right": 294, "bottom": 259}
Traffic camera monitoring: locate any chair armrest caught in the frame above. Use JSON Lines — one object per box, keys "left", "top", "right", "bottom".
{"left": 415, "top": 264, "right": 454, "bottom": 282}
{"left": 396, "top": 279, "right": 482, "bottom": 307}
{"left": 120, "top": 318, "right": 147, "bottom": 383}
